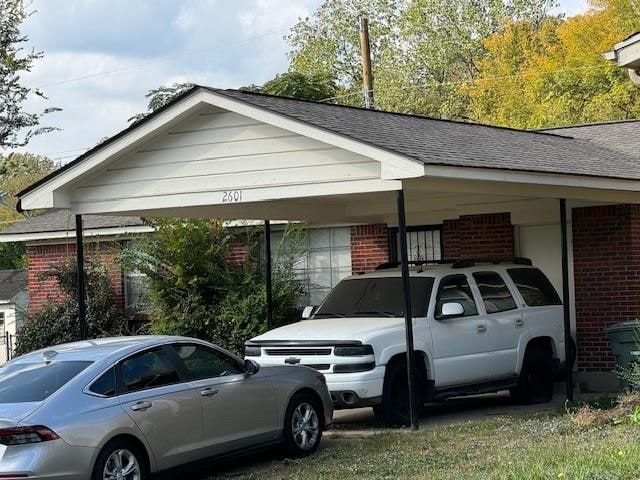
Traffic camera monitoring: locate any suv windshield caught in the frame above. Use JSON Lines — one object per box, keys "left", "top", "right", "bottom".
{"left": 314, "top": 277, "right": 434, "bottom": 318}
{"left": 0, "top": 360, "right": 93, "bottom": 403}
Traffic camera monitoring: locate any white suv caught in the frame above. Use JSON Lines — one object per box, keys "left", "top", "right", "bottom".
{"left": 246, "top": 259, "right": 567, "bottom": 425}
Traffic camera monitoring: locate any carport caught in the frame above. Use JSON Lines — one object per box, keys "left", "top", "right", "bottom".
{"left": 16, "top": 86, "right": 640, "bottom": 429}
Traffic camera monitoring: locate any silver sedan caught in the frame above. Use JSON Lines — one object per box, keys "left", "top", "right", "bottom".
{"left": 0, "top": 335, "right": 333, "bottom": 479}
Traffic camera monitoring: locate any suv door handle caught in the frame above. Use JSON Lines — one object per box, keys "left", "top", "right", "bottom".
{"left": 200, "top": 387, "right": 219, "bottom": 397}
{"left": 131, "top": 401, "right": 152, "bottom": 411}
{"left": 514, "top": 318, "right": 525, "bottom": 328}
{"left": 476, "top": 324, "right": 487, "bottom": 334}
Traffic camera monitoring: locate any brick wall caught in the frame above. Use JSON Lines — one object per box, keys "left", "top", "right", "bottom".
{"left": 442, "top": 212, "right": 514, "bottom": 259}
{"left": 351, "top": 224, "right": 390, "bottom": 274}
{"left": 28, "top": 242, "right": 125, "bottom": 316}
{"left": 572, "top": 205, "right": 640, "bottom": 372}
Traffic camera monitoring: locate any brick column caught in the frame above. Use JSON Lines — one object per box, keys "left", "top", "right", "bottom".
{"left": 351, "top": 224, "right": 390, "bottom": 274}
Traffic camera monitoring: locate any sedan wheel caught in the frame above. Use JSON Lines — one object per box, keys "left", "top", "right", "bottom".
{"left": 282, "top": 393, "right": 323, "bottom": 457}
{"left": 291, "top": 402, "right": 319, "bottom": 451}
{"left": 104, "top": 449, "right": 141, "bottom": 480}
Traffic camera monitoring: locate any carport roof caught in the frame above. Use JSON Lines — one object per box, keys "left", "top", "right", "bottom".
{"left": 17, "top": 86, "right": 640, "bottom": 202}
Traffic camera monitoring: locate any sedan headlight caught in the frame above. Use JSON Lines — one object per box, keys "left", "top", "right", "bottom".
{"left": 244, "top": 345, "right": 261, "bottom": 357}
{"left": 334, "top": 345, "right": 374, "bottom": 356}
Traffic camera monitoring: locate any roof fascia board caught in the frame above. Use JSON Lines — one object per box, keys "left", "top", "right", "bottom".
{"left": 0, "top": 225, "right": 155, "bottom": 244}
{"left": 200, "top": 90, "right": 425, "bottom": 179}
{"left": 20, "top": 90, "right": 213, "bottom": 211}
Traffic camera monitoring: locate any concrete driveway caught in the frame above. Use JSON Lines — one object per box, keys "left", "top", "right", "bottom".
{"left": 188, "top": 392, "right": 569, "bottom": 479}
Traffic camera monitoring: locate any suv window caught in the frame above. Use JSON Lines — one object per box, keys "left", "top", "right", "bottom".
{"left": 89, "top": 367, "right": 116, "bottom": 397}
{"left": 120, "top": 348, "right": 181, "bottom": 393}
{"left": 314, "top": 277, "right": 435, "bottom": 318}
{"left": 172, "top": 344, "right": 242, "bottom": 379}
{"left": 507, "top": 268, "right": 561, "bottom": 307}
{"left": 435, "top": 274, "right": 478, "bottom": 319}
{"left": 473, "top": 272, "right": 517, "bottom": 314}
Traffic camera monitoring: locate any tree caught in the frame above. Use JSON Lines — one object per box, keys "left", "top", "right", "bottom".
{"left": 15, "top": 258, "right": 132, "bottom": 355}
{"left": 243, "top": 71, "right": 338, "bottom": 101}
{"left": 0, "top": 0, "right": 59, "bottom": 148}
{"left": 287, "top": 0, "right": 557, "bottom": 118}
{"left": 120, "top": 219, "right": 304, "bottom": 354}
{"left": 466, "top": 1, "right": 640, "bottom": 128}
{"left": 128, "top": 83, "right": 194, "bottom": 123}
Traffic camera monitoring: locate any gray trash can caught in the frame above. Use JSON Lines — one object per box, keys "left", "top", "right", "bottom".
{"left": 606, "top": 321, "right": 640, "bottom": 391}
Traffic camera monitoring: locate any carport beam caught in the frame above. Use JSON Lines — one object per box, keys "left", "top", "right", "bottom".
{"left": 397, "top": 189, "right": 419, "bottom": 431}
{"left": 264, "top": 220, "right": 273, "bottom": 330}
{"left": 75, "top": 214, "right": 88, "bottom": 340}
{"left": 560, "top": 199, "right": 574, "bottom": 401}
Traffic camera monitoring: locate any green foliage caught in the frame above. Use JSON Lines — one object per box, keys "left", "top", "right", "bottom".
{"left": 121, "top": 219, "right": 304, "bottom": 354}
{"left": 15, "top": 258, "right": 132, "bottom": 356}
{"left": 0, "top": 0, "right": 59, "bottom": 148}
{"left": 287, "top": 0, "right": 557, "bottom": 118}
{"left": 243, "top": 71, "right": 338, "bottom": 101}
{"left": 128, "top": 82, "right": 194, "bottom": 123}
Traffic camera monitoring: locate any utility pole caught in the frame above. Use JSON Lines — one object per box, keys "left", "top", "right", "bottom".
{"left": 359, "top": 15, "right": 374, "bottom": 109}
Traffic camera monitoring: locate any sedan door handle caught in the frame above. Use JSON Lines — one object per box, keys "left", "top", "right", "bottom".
{"left": 131, "top": 401, "right": 152, "bottom": 412}
{"left": 476, "top": 324, "right": 487, "bottom": 334}
{"left": 514, "top": 318, "right": 525, "bottom": 328}
{"left": 200, "top": 388, "right": 219, "bottom": 397}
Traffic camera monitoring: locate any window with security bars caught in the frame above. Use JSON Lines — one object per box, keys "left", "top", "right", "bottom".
{"left": 389, "top": 226, "right": 442, "bottom": 263}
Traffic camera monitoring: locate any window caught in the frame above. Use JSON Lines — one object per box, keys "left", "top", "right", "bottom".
{"left": 314, "top": 277, "right": 434, "bottom": 318}
{"left": 272, "top": 227, "right": 352, "bottom": 306}
{"left": 389, "top": 226, "right": 442, "bottom": 263}
{"left": 435, "top": 275, "right": 478, "bottom": 319}
{"left": 473, "top": 272, "right": 517, "bottom": 313}
{"left": 89, "top": 368, "right": 116, "bottom": 397}
{"left": 507, "top": 268, "right": 562, "bottom": 307}
{"left": 120, "top": 349, "right": 181, "bottom": 393}
{"left": 124, "top": 270, "right": 148, "bottom": 314}
{"left": 172, "top": 344, "right": 242, "bottom": 380}
{"left": 0, "top": 360, "right": 92, "bottom": 403}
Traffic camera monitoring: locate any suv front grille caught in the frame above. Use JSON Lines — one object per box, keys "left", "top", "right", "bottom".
{"left": 265, "top": 348, "right": 332, "bottom": 356}
{"left": 301, "top": 364, "right": 331, "bottom": 371}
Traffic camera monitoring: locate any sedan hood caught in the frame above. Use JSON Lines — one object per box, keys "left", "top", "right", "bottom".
{"left": 0, "top": 402, "right": 43, "bottom": 428}
{"left": 251, "top": 317, "right": 409, "bottom": 343}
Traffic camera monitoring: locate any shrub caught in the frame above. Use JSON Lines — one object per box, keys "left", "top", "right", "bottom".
{"left": 15, "top": 259, "right": 132, "bottom": 356}
{"left": 121, "top": 219, "right": 304, "bottom": 354}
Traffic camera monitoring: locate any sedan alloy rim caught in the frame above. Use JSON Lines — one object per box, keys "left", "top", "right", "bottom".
{"left": 103, "top": 448, "right": 142, "bottom": 480}
{"left": 291, "top": 402, "right": 319, "bottom": 450}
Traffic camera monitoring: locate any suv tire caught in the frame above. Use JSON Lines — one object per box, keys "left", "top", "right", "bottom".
{"left": 281, "top": 393, "right": 322, "bottom": 457}
{"left": 375, "top": 357, "right": 425, "bottom": 427}
{"left": 511, "top": 348, "right": 555, "bottom": 404}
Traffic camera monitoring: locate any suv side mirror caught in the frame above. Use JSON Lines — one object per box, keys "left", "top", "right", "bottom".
{"left": 301, "top": 305, "right": 316, "bottom": 319}
{"left": 244, "top": 359, "right": 260, "bottom": 375}
{"left": 440, "top": 302, "right": 465, "bottom": 319}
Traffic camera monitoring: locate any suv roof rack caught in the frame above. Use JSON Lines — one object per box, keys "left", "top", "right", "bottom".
{"left": 374, "top": 259, "right": 457, "bottom": 271}
{"left": 451, "top": 257, "right": 533, "bottom": 269}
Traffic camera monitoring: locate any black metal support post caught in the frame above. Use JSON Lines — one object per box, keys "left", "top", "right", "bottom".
{"left": 75, "top": 214, "right": 88, "bottom": 341}
{"left": 397, "top": 189, "right": 419, "bottom": 431}
{"left": 264, "top": 220, "right": 273, "bottom": 330}
{"left": 559, "top": 199, "right": 574, "bottom": 401}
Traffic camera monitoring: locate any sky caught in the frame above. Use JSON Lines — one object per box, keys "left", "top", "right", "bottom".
{"left": 12, "top": 0, "right": 588, "bottom": 163}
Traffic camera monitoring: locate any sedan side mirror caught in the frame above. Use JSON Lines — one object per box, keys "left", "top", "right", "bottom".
{"left": 301, "top": 305, "right": 316, "bottom": 320}
{"left": 440, "top": 302, "right": 465, "bottom": 319}
{"left": 244, "top": 359, "right": 260, "bottom": 376}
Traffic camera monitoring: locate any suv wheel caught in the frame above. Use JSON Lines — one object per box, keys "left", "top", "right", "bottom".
{"left": 511, "top": 348, "right": 555, "bottom": 404}
{"left": 281, "top": 393, "right": 322, "bottom": 457}
{"left": 375, "top": 358, "right": 425, "bottom": 427}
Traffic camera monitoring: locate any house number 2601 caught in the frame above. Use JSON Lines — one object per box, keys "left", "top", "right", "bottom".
{"left": 222, "top": 190, "right": 243, "bottom": 203}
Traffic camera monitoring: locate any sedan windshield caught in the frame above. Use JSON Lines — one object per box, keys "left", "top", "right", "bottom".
{"left": 0, "top": 360, "right": 92, "bottom": 403}
{"left": 314, "top": 277, "right": 434, "bottom": 319}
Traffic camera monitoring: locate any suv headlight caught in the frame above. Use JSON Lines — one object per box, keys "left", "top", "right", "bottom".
{"left": 334, "top": 345, "right": 374, "bottom": 356}
{"left": 245, "top": 345, "right": 261, "bottom": 357}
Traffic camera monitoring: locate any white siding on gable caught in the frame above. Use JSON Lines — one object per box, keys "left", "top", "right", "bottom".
{"left": 69, "top": 109, "right": 383, "bottom": 211}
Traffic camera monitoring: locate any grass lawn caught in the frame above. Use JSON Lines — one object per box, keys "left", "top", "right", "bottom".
{"left": 213, "top": 413, "right": 640, "bottom": 480}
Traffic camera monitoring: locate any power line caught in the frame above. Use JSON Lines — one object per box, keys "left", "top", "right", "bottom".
{"left": 35, "top": 29, "right": 289, "bottom": 90}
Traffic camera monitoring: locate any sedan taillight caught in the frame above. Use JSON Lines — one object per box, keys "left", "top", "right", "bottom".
{"left": 0, "top": 426, "right": 59, "bottom": 446}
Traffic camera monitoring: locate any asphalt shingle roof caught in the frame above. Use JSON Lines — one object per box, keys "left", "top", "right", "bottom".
{"left": 0, "top": 270, "right": 26, "bottom": 301}
{"left": 541, "top": 120, "right": 640, "bottom": 159}
{"left": 0, "top": 210, "right": 143, "bottom": 235}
